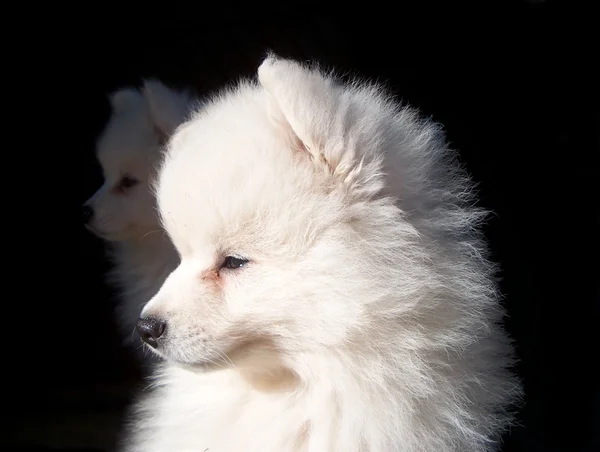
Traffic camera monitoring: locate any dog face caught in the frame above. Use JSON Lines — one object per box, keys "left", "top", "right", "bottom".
{"left": 140, "top": 57, "right": 423, "bottom": 373}
{"left": 83, "top": 81, "right": 192, "bottom": 242}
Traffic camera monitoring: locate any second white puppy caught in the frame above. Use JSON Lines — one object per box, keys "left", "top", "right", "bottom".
{"left": 83, "top": 80, "right": 194, "bottom": 358}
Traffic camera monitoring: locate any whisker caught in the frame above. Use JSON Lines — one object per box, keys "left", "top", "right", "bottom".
{"left": 139, "top": 229, "right": 162, "bottom": 241}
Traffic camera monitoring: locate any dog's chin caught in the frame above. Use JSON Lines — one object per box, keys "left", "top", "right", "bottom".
{"left": 84, "top": 223, "right": 103, "bottom": 238}
{"left": 174, "top": 359, "right": 221, "bottom": 373}
{"left": 142, "top": 344, "right": 167, "bottom": 360}
{"left": 84, "top": 224, "right": 124, "bottom": 242}
{"left": 153, "top": 337, "right": 288, "bottom": 374}
{"left": 151, "top": 345, "right": 228, "bottom": 371}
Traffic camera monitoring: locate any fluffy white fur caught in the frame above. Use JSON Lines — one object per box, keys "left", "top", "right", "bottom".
{"left": 83, "top": 80, "right": 193, "bottom": 355}
{"left": 123, "top": 55, "right": 522, "bottom": 451}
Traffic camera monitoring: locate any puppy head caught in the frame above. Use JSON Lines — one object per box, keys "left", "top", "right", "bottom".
{"left": 83, "top": 80, "right": 193, "bottom": 241}
{"left": 141, "top": 56, "right": 416, "bottom": 375}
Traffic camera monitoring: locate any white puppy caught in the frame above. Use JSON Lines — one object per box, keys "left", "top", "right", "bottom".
{"left": 124, "top": 56, "right": 521, "bottom": 451}
{"left": 83, "top": 80, "right": 193, "bottom": 356}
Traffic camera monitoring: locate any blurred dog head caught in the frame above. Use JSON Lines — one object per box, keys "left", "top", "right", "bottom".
{"left": 83, "top": 80, "right": 193, "bottom": 241}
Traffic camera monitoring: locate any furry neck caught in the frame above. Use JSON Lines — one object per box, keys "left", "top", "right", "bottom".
{"left": 158, "top": 349, "right": 408, "bottom": 451}
{"left": 140, "top": 332, "right": 512, "bottom": 452}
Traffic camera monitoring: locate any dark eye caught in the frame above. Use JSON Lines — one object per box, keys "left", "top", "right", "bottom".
{"left": 119, "top": 175, "right": 139, "bottom": 189}
{"left": 221, "top": 256, "right": 248, "bottom": 270}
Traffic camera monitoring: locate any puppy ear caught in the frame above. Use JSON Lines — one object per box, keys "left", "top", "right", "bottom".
{"left": 108, "top": 88, "right": 144, "bottom": 114}
{"left": 142, "top": 79, "right": 193, "bottom": 141}
{"left": 258, "top": 55, "right": 385, "bottom": 197}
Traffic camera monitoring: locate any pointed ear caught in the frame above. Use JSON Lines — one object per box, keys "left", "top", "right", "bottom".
{"left": 258, "top": 55, "right": 384, "bottom": 195}
{"left": 142, "top": 79, "right": 193, "bottom": 141}
{"left": 108, "top": 88, "right": 144, "bottom": 114}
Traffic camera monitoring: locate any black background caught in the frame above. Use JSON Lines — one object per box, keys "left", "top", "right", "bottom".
{"left": 6, "top": 1, "right": 599, "bottom": 451}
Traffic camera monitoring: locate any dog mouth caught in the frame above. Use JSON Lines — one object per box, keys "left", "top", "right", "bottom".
{"left": 165, "top": 342, "right": 300, "bottom": 392}
{"left": 154, "top": 348, "right": 231, "bottom": 370}
{"left": 138, "top": 335, "right": 229, "bottom": 368}
{"left": 141, "top": 331, "right": 283, "bottom": 371}
{"left": 176, "top": 358, "right": 225, "bottom": 371}
{"left": 154, "top": 339, "right": 253, "bottom": 370}
{"left": 84, "top": 223, "right": 106, "bottom": 238}
{"left": 84, "top": 223, "right": 123, "bottom": 242}
{"left": 141, "top": 342, "right": 168, "bottom": 360}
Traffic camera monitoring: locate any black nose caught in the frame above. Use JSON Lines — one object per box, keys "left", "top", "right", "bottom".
{"left": 137, "top": 317, "right": 166, "bottom": 348}
{"left": 82, "top": 205, "right": 94, "bottom": 224}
